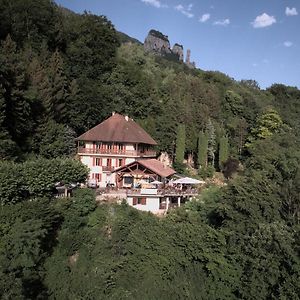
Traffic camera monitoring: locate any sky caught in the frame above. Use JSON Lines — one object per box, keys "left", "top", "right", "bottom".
{"left": 55, "top": 0, "right": 300, "bottom": 89}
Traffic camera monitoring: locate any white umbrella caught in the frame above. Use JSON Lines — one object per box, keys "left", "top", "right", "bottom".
{"left": 172, "top": 177, "right": 204, "bottom": 185}
{"left": 151, "top": 180, "right": 163, "bottom": 185}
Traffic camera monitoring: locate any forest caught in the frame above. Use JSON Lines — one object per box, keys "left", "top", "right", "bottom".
{"left": 0, "top": 0, "right": 299, "bottom": 299}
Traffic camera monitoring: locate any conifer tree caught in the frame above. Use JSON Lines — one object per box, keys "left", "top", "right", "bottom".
{"left": 175, "top": 124, "right": 185, "bottom": 165}
{"left": 219, "top": 135, "right": 229, "bottom": 170}
{"left": 0, "top": 35, "right": 32, "bottom": 147}
{"left": 197, "top": 131, "right": 208, "bottom": 169}
{"left": 46, "top": 49, "right": 68, "bottom": 122}
{"left": 206, "top": 118, "right": 216, "bottom": 166}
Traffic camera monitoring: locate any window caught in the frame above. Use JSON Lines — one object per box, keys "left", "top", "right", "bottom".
{"left": 118, "top": 158, "right": 124, "bottom": 167}
{"left": 95, "top": 173, "right": 101, "bottom": 181}
{"left": 124, "top": 177, "right": 133, "bottom": 185}
{"left": 95, "top": 158, "right": 102, "bottom": 166}
{"left": 133, "top": 197, "right": 146, "bottom": 205}
{"left": 107, "top": 158, "right": 112, "bottom": 167}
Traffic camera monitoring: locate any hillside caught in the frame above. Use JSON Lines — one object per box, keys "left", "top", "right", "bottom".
{"left": 0, "top": 1, "right": 300, "bottom": 299}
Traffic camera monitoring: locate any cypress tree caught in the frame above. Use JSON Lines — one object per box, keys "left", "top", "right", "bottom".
{"left": 219, "top": 135, "right": 229, "bottom": 170}
{"left": 175, "top": 124, "right": 185, "bottom": 164}
{"left": 206, "top": 118, "right": 216, "bottom": 166}
{"left": 198, "top": 131, "right": 208, "bottom": 169}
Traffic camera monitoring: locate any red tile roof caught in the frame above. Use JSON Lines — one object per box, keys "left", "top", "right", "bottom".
{"left": 114, "top": 159, "right": 176, "bottom": 178}
{"left": 138, "top": 159, "right": 176, "bottom": 178}
{"left": 76, "top": 113, "right": 157, "bottom": 145}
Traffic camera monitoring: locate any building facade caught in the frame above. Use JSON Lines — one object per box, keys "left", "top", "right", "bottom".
{"left": 76, "top": 113, "right": 157, "bottom": 188}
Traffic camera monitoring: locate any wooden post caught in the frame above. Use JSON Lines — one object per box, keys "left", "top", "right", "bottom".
{"left": 178, "top": 196, "right": 181, "bottom": 207}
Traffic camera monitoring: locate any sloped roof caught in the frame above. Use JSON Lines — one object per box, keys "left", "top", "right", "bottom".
{"left": 114, "top": 159, "right": 176, "bottom": 178}
{"left": 76, "top": 113, "right": 157, "bottom": 145}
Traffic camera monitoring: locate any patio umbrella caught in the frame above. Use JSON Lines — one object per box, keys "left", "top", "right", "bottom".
{"left": 151, "top": 180, "right": 163, "bottom": 185}
{"left": 172, "top": 177, "right": 205, "bottom": 185}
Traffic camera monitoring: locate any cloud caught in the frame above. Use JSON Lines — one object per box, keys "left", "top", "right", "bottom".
{"left": 285, "top": 7, "right": 298, "bottom": 16}
{"left": 284, "top": 41, "right": 293, "bottom": 47}
{"left": 213, "top": 19, "right": 230, "bottom": 26}
{"left": 199, "top": 13, "right": 210, "bottom": 23}
{"left": 141, "top": 0, "right": 167, "bottom": 8}
{"left": 252, "top": 13, "right": 276, "bottom": 28}
{"left": 175, "top": 3, "right": 194, "bottom": 18}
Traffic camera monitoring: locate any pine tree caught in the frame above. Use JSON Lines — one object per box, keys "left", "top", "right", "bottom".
{"left": 197, "top": 131, "right": 208, "bottom": 169}
{"left": 0, "top": 35, "right": 32, "bottom": 149}
{"left": 46, "top": 49, "right": 68, "bottom": 122}
{"left": 219, "top": 136, "right": 229, "bottom": 170}
{"left": 175, "top": 124, "right": 185, "bottom": 165}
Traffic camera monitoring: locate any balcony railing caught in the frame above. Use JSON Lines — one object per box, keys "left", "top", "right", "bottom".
{"left": 78, "top": 147, "right": 156, "bottom": 157}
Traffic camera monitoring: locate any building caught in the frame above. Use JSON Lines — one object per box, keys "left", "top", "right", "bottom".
{"left": 76, "top": 113, "right": 199, "bottom": 213}
{"left": 76, "top": 112, "right": 157, "bottom": 188}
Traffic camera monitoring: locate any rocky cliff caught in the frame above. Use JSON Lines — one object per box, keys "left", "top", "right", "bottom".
{"left": 144, "top": 29, "right": 171, "bottom": 55}
{"left": 144, "top": 29, "right": 195, "bottom": 68}
{"left": 172, "top": 43, "right": 184, "bottom": 62}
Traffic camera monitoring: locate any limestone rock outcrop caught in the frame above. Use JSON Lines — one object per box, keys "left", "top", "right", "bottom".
{"left": 144, "top": 29, "right": 196, "bottom": 68}
{"left": 172, "top": 43, "right": 184, "bottom": 61}
{"left": 144, "top": 29, "right": 171, "bottom": 55}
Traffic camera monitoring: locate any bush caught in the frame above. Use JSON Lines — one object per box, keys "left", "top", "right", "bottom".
{"left": 198, "top": 165, "right": 215, "bottom": 179}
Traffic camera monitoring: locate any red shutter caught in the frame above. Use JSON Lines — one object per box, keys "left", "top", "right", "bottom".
{"left": 92, "top": 157, "right": 95, "bottom": 166}
{"left": 92, "top": 173, "right": 95, "bottom": 179}
{"left": 133, "top": 197, "right": 137, "bottom": 205}
{"left": 100, "top": 158, "right": 102, "bottom": 166}
{"left": 141, "top": 197, "right": 146, "bottom": 205}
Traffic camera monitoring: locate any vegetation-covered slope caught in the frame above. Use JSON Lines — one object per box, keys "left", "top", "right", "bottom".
{"left": 0, "top": 1, "right": 299, "bottom": 299}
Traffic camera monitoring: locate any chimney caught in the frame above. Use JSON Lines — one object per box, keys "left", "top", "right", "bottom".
{"left": 125, "top": 115, "right": 129, "bottom": 121}
{"left": 112, "top": 111, "right": 115, "bottom": 116}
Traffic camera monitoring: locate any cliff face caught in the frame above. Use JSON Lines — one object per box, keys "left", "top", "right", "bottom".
{"left": 144, "top": 29, "right": 196, "bottom": 68}
{"left": 172, "top": 43, "right": 184, "bottom": 62}
{"left": 144, "top": 30, "right": 171, "bottom": 54}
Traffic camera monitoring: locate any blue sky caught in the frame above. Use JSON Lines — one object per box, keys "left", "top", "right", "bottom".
{"left": 56, "top": 0, "right": 300, "bottom": 89}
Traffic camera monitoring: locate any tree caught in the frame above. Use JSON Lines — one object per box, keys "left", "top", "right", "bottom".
{"left": 197, "top": 131, "right": 208, "bottom": 169}
{"left": 175, "top": 124, "right": 185, "bottom": 165}
{"left": 219, "top": 136, "right": 229, "bottom": 170}
{"left": 33, "top": 120, "right": 76, "bottom": 158}
{"left": 206, "top": 118, "right": 216, "bottom": 166}
{"left": 0, "top": 35, "right": 33, "bottom": 151}
{"left": 247, "top": 108, "right": 283, "bottom": 148}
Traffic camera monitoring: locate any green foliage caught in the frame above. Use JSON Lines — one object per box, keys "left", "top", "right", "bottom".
{"left": 247, "top": 108, "right": 284, "bottom": 148}
{"left": 198, "top": 165, "right": 215, "bottom": 179}
{"left": 197, "top": 131, "right": 208, "bottom": 169}
{"left": 0, "top": 199, "right": 62, "bottom": 299}
{"left": 219, "top": 135, "right": 229, "bottom": 170}
{"left": 0, "top": 158, "right": 88, "bottom": 204}
{"left": 33, "top": 120, "right": 76, "bottom": 158}
{"left": 175, "top": 124, "right": 185, "bottom": 164}
{"left": 0, "top": 1, "right": 300, "bottom": 299}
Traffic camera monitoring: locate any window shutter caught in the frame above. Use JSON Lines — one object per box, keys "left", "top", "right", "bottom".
{"left": 133, "top": 197, "right": 137, "bottom": 205}
{"left": 141, "top": 197, "right": 146, "bottom": 205}
{"left": 100, "top": 158, "right": 102, "bottom": 166}
{"left": 92, "top": 157, "right": 95, "bottom": 166}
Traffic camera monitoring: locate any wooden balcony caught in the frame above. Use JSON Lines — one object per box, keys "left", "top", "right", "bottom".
{"left": 78, "top": 147, "right": 156, "bottom": 157}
